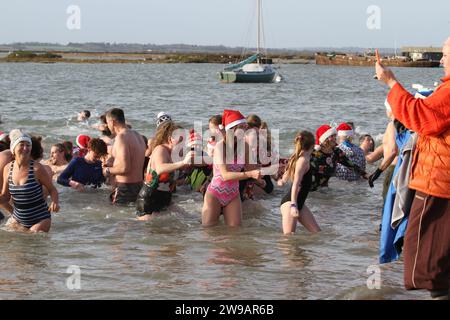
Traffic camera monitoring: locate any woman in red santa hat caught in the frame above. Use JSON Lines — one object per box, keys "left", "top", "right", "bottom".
{"left": 202, "top": 109, "right": 261, "bottom": 227}
{"left": 310, "top": 124, "right": 367, "bottom": 191}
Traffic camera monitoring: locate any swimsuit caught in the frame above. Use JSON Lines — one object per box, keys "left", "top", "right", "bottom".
{"left": 207, "top": 160, "right": 245, "bottom": 207}
{"left": 135, "top": 169, "right": 176, "bottom": 216}
{"left": 280, "top": 168, "right": 312, "bottom": 211}
{"left": 110, "top": 182, "right": 143, "bottom": 205}
{"left": 9, "top": 160, "right": 51, "bottom": 228}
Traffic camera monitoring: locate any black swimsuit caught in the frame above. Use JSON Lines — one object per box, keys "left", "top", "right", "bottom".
{"left": 280, "top": 168, "right": 312, "bottom": 210}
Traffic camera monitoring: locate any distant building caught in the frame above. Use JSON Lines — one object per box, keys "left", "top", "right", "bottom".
{"left": 401, "top": 47, "right": 443, "bottom": 62}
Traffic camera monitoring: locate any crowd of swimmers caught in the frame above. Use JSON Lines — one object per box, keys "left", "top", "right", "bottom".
{"left": 1, "top": 38, "right": 449, "bottom": 300}
{"left": 0, "top": 107, "right": 381, "bottom": 234}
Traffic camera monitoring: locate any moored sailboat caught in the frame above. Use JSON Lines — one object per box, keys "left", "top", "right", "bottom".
{"left": 218, "top": 0, "right": 277, "bottom": 83}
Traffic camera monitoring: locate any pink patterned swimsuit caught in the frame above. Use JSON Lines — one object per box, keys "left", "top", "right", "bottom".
{"left": 207, "top": 161, "right": 245, "bottom": 207}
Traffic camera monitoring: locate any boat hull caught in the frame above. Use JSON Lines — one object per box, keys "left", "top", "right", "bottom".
{"left": 315, "top": 53, "right": 441, "bottom": 68}
{"left": 218, "top": 70, "right": 276, "bottom": 83}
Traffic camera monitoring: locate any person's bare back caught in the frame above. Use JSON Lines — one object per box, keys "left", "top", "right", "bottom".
{"left": 111, "top": 129, "right": 146, "bottom": 184}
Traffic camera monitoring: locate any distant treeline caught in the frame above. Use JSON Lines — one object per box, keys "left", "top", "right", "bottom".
{"left": 0, "top": 42, "right": 319, "bottom": 56}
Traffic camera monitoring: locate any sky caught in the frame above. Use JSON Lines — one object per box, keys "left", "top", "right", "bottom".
{"left": 1, "top": 0, "right": 449, "bottom": 48}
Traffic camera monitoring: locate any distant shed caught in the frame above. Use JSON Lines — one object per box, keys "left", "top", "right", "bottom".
{"left": 401, "top": 47, "right": 443, "bottom": 62}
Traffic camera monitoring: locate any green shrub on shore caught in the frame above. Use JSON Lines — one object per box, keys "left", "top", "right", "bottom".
{"left": 8, "top": 51, "right": 38, "bottom": 59}
{"left": 5, "top": 51, "right": 62, "bottom": 61}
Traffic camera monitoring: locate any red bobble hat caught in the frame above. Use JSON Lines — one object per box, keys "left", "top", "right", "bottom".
{"left": 222, "top": 109, "right": 246, "bottom": 131}
{"left": 76, "top": 134, "right": 91, "bottom": 149}
{"left": 336, "top": 123, "right": 354, "bottom": 137}
{"left": 315, "top": 125, "right": 337, "bottom": 150}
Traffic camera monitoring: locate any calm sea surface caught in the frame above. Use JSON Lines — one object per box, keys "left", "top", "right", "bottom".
{"left": 0, "top": 63, "right": 442, "bottom": 299}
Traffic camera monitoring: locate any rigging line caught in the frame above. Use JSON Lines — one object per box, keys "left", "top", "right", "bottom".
{"left": 241, "top": 1, "right": 256, "bottom": 62}
{"left": 261, "top": 1, "right": 267, "bottom": 57}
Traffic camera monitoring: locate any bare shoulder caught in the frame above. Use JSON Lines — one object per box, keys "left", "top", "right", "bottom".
{"left": 0, "top": 150, "right": 13, "bottom": 166}
{"left": 386, "top": 121, "right": 395, "bottom": 134}
{"left": 152, "top": 145, "right": 165, "bottom": 156}
{"left": 33, "top": 161, "right": 45, "bottom": 174}
{"left": 2, "top": 161, "right": 12, "bottom": 174}
{"left": 114, "top": 131, "right": 126, "bottom": 143}
{"left": 295, "top": 156, "right": 307, "bottom": 168}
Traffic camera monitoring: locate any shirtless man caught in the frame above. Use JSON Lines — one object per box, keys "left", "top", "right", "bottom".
{"left": 43, "top": 143, "right": 69, "bottom": 181}
{"left": 104, "top": 108, "right": 146, "bottom": 205}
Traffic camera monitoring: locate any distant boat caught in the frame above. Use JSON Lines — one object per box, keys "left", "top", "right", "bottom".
{"left": 218, "top": 0, "right": 277, "bottom": 83}
{"left": 315, "top": 52, "right": 441, "bottom": 68}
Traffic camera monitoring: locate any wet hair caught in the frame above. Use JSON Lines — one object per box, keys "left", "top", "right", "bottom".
{"left": 247, "top": 114, "right": 262, "bottom": 128}
{"left": 30, "top": 136, "right": 44, "bottom": 160}
{"left": 83, "top": 110, "right": 91, "bottom": 118}
{"left": 285, "top": 130, "right": 315, "bottom": 181}
{"left": 101, "top": 128, "right": 112, "bottom": 137}
{"left": 106, "top": 108, "right": 126, "bottom": 124}
{"left": 209, "top": 115, "right": 222, "bottom": 126}
{"left": 151, "top": 121, "right": 182, "bottom": 150}
{"left": 52, "top": 143, "right": 66, "bottom": 153}
{"left": 359, "top": 134, "right": 375, "bottom": 153}
{"left": 62, "top": 141, "right": 73, "bottom": 161}
{"left": 88, "top": 138, "right": 107, "bottom": 157}
{"left": 97, "top": 114, "right": 112, "bottom": 136}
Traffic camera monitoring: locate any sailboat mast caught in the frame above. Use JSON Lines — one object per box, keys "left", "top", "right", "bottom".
{"left": 257, "top": 0, "right": 261, "bottom": 56}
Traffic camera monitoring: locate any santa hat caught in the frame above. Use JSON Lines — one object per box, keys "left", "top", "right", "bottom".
{"left": 336, "top": 123, "right": 354, "bottom": 137}
{"left": 76, "top": 134, "right": 91, "bottom": 149}
{"left": 0, "top": 131, "right": 8, "bottom": 142}
{"left": 187, "top": 129, "right": 202, "bottom": 148}
{"left": 315, "top": 125, "right": 337, "bottom": 150}
{"left": 222, "top": 109, "right": 246, "bottom": 131}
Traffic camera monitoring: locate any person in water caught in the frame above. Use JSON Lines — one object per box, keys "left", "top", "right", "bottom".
{"left": 206, "top": 114, "right": 224, "bottom": 158}
{"left": 0, "top": 129, "right": 59, "bottom": 233}
{"left": 77, "top": 110, "right": 91, "bottom": 122}
{"left": 136, "top": 121, "right": 194, "bottom": 220}
{"left": 183, "top": 129, "right": 213, "bottom": 193}
{"left": 310, "top": 124, "right": 367, "bottom": 191}
{"left": 239, "top": 114, "right": 274, "bottom": 200}
{"left": 202, "top": 109, "right": 261, "bottom": 227}
{"left": 367, "top": 101, "right": 399, "bottom": 203}
{"left": 278, "top": 131, "right": 321, "bottom": 234}
{"left": 104, "top": 108, "right": 146, "bottom": 205}
{"left": 57, "top": 138, "right": 108, "bottom": 191}
{"left": 43, "top": 143, "right": 69, "bottom": 181}
{"left": 335, "top": 122, "right": 366, "bottom": 182}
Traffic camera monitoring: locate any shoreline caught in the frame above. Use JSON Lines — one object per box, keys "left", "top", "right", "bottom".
{"left": 0, "top": 51, "right": 314, "bottom": 64}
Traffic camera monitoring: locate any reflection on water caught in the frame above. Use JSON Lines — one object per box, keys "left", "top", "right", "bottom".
{"left": 0, "top": 63, "right": 441, "bottom": 299}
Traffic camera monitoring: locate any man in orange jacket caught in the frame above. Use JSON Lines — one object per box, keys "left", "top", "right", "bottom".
{"left": 376, "top": 37, "right": 450, "bottom": 299}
